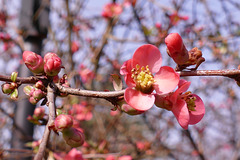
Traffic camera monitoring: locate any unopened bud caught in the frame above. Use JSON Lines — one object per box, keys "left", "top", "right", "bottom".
{"left": 33, "top": 89, "right": 45, "bottom": 101}
{"left": 165, "top": 33, "right": 189, "bottom": 65}
{"left": 29, "top": 96, "right": 38, "bottom": 105}
{"left": 33, "top": 107, "right": 45, "bottom": 119}
{"left": 62, "top": 127, "right": 85, "bottom": 147}
{"left": 10, "top": 88, "right": 18, "bottom": 100}
{"left": 22, "top": 51, "right": 44, "bottom": 74}
{"left": 44, "top": 53, "right": 62, "bottom": 76}
{"left": 2, "top": 83, "right": 13, "bottom": 94}
{"left": 55, "top": 114, "right": 73, "bottom": 131}
{"left": 35, "top": 81, "right": 44, "bottom": 90}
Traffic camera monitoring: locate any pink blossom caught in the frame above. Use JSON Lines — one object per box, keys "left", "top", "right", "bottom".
{"left": 119, "top": 155, "right": 132, "bottom": 160}
{"left": 120, "top": 44, "right": 179, "bottom": 111}
{"left": 79, "top": 65, "right": 95, "bottom": 84}
{"left": 22, "top": 51, "right": 44, "bottom": 74}
{"left": 169, "top": 12, "right": 189, "bottom": 26}
{"left": 165, "top": 33, "right": 189, "bottom": 65}
{"left": 155, "top": 79, "right": 205, "bottom": 129}
{"left": 102, "top": 3, "right": 123, "bottom": 19}
{"left": 64, "top": 148, "right": 84, "bottom": 160}
{"left": 69, "top": 103, "right": 93, "bottom": 121}
{"left": 44, "top": 52, "right": 62, "bottom": 76}
{"left": 71, "top": 41, "right": 80, "bottom": 54}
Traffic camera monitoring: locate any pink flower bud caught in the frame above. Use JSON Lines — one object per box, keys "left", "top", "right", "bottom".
{"left": 29, "top": 96, "right": 38, "bottom": 105}
{"left": 62, "top": 127, "right": 85, "bottom": 147}
{"left": 55, "top": 114, "right": 73, "bottom": 131}
{"left": 2, "top": 83, "right": 13, "bottom": 94}
{"left": 22, "top": 51, "right": 44, "bottom": 74}
{"left": 44, "top": 53, "right": 62, "bottom": 76}
{"left": 64, "top": 148, "right": 84, "bottom": 160}
{"left": 165, "top": 33, "right": 189, "bottom": 65}
{"left": 35, "top": 81, "right": 44, "bottom": 89}
{"left": 33, "top": 89, "right": 45, "bottom": 101}
{"left": 33, "top": 107, "right": 45, "bottom": 119}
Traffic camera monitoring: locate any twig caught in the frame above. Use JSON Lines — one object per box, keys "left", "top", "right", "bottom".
{"left": 34, "top": 84, "right": 56, "bottom": 160}
{"left": 184, "top": 130, "right": 205, "bottom": 160}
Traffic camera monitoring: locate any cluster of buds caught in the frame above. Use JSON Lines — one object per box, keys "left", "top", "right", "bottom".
{"left": 1, "top": 72, "right": 19, "bottom": 100}
{"left": 22, "top": 51, "right": 62, "bottom": 76}
{"left": 165, "top": 33, "right": 205, "bottom": 70}
{"left": 54, "top": 114, "right": 85, "bottom": 147}
{"left": 24, "top": 81, "right": 46, "bottom": 105}
{"left": 27, "top": 107, "right": 46, "bottom": 125}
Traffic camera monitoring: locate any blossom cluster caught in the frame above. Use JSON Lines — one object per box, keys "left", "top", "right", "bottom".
{"left": 120, "top": 33, "right": 205, "bottom": 129}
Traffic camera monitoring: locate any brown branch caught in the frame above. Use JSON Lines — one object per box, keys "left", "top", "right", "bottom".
{"left": 34, "top": 84, "right": 56, "bottom": 160}
{"left": 55, "top": 83, "right": 125, "bottom": 98}
{"left": 178, "top": 69, "right": 240, "bottom": 78}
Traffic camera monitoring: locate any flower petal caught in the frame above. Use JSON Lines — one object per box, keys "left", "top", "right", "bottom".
{"left": 132, "top": 44, "right": 162, "bottom": 73}
{"left": 124, "top": 88, "right": 155, "bottom": 111}
{"left": 120, "top": 59, "right": 135, "bottom": 87}
{"left": 189, "top": 94, "right": 205, "bottom": 125}
{"left": 154, "top": 66, "right": 179, "bottom": 94}
{"left": 120, "top": 59, "right": 132, "bottom": 75}
{"left": 170, "top": 79, "right": 191, "bottom": 103}
{"left": 172, "top": 99, "right": 189, "bottom": 129}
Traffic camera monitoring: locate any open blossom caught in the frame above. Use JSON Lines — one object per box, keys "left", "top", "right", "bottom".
{"left": 169, "top": 12, "right": 189, "bottom": 25}
{"left": 23, "top": 51, "right": 44, "bottom": 74}
{"left": 64, "top": 149, "right": 83, "bottom": 160}
{"left": 102, "top": 3, "right": 123, "bottom": 19}
{"left": 165, "top": 33, "right": 189, "bottom": 65}
{"left": 44, "top": 52, "right": 62, "bottom": 76}
{"left": 69, "top": 102, "right": 93, "bottom": 121}
{"left": 120, "top": 44, "right": 179, "bottom": 111}
{"left": 155, "top": 79, "right": 205, "bottom": 129}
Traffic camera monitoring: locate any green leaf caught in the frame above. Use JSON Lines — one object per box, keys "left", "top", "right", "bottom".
{"left": 23, "top": 85, "right": 33, "bottom": 96}
{"left": 11, "top": 72, "right": 18, "bottom": 82}
{"left": 111, "top": 74, "right": 122, "bottom": 91}
{"left": 10, "top": 88, "right": 18, "bottom": 100}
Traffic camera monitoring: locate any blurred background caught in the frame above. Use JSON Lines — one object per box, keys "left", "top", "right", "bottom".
{"left": 1, "top": 0, "right": 240, "bottom": 159}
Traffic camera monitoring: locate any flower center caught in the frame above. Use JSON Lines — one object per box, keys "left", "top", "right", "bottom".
{"left": 180, "top": 91, "right": 196, "bottom": 111}
{"left": 131, "top": 64, "right": 155, "bottom": 94}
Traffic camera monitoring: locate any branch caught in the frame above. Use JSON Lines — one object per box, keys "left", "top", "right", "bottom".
{"left": 55, "top": 83, "right": 125, "bottom": 98}
{"left": 34, "top": 84, "right": 56, "bottom": 160}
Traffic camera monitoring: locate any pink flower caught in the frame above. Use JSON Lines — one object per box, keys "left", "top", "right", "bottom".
{"left": 120, "top": 44, "right": 179, "bottom": 111}
{"left": 102, "top": 3, "right": 123, "bottom": 19}
{"left": 79, "top": 65, "right": 95, "bottom": 84}
{"left": 70, "top": 103, "right": 93, "bottom": 121}
{"left": 169, "top": 12, "right": 189, "bottom": 25}
{"left": 71, "top": 41, "right": 80, "bottom": 54}
{"left": 119, "top": 155, "right": 132, "bottom": 160}
{"left": 44, "top": 52, "right": 62, "bottom": 76}
{"left": 155, "top": 79, "right": 205, "bottom": 129}
{"left": 22, "top": 51, "right": 44, "bottom": 74}
{"left": 165, "top": 33, "right": 189, "bottom": 65}
{"left": 64, "top": 148, "right": 84, "bottom": 160}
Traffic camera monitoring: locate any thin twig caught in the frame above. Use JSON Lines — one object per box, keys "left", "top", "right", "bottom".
{"left": 34, "top": 84, "right": 56, "bottom": 160}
